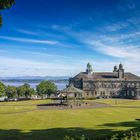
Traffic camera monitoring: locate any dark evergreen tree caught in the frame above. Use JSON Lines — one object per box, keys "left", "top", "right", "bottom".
{"left": 0, "top": 0, "right": 15, "bottom": 27}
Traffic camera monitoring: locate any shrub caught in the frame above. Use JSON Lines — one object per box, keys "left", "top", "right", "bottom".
{"left": 84, "top": 97, "right": 96, "bottom": 100}
{"left": 64, "top": 132, "right": 140, "bottom": 140}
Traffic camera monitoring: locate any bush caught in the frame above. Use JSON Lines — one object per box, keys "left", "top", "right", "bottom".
{"left": 64, "top": 135, "right": 88, "bottom": 140}
{"left": 64, "top": 132, "right": 140, "bottom": 140}
{"left": 84, "top": 97, "right": 96, "bottom": 100}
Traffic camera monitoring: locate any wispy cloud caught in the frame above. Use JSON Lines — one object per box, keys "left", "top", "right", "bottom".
{"left": 82, "top": 37, "right": 140, "bottom": 75}
{"left": 51, "top": 25, "right": 71, "bottom": 31}
{"left": 0, "top": 55, "right": 124, "bottom": 77}
{"left": 0, "top": 36, "right": 58, "bottom": 45}
{"left": 119, "top": 2, "right": 136, "bottom": 12}
{"left": 97, "top": 31, "right": 140, "bottom": 45}
{"left": 104, "top": 22, "right": 129, "bottom": 32}
{"left": 15, "top": 29, "right": 38, "bottom": 36}
{"left": 86, "top": 40, "right": 140, "bottom": 60}
{"left": 0, "top": 56, "right": 93, "bottom": 77}
{"left": 0, "top": 56, "right": 71, "bottom": 76}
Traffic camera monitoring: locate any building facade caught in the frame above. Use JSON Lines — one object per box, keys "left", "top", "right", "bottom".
{"left": 69, "top": 63, "right": 140, "bottom": 99}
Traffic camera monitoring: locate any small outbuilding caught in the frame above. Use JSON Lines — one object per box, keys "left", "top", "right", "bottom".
{"left": 59, "top": 84, "right": 84, "bottom": 106}
{"left": 60, "top": 84, "right": 84, "bottom": 98}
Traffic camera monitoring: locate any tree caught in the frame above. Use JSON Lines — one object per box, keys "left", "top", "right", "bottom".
{"left": 5, "top": 85, "right": 17, "bottom": 99}
{"left": 36, "top": 81, "right": 57, "bottom": 98}
{"left": 29, "top": 88, "right": 36, "bottom": 97}
{"left": 23, "top": 83, "right": 30, "bottom": 98}
{"left": 23, "top": 83, "right": 35, "bottom": 98}
{"left": 0, "top": 81, "right": 6, "bottom": 97}
{"left": 17, "top": 85, "right": 24, "bottom": 98}
{"left": 0, "top": 0, "right": 15, "bottom": 27}
{"left": 17, "top": 83, "right": 35, "bottom": 99}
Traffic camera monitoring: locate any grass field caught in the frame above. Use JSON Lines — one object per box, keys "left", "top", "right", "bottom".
{"left": 0, "top": 99, "right": 140, "bottom": 140}
{"left": 85, "top": 98, "right": 140, "bottom": 107}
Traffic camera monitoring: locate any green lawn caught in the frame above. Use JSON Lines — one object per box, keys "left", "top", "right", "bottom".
{"left": 91, "top": 99, "right": 140, "bottom": 106}
{"left": 0, "top": 99, "right": 140, "bottom": 140}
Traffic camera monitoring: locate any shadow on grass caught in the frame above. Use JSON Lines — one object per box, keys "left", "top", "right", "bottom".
{"left": 37, "top": 103, "right": 68, "bottom": 107}
{"left": 0, "top": 120, "right": 140, "bottom": 140}
{"left": 100, "top": 119, "right": 140, "bottom": 131}
{"left": 0, "top": 128, "right": 115, "bottom": 140}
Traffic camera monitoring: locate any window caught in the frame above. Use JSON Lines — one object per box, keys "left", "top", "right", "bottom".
{"left": 100, "top": 91, "right": 102, "bottom": 96}
{"left": 110, "top": 91, "right": 113, "bottom": 96}
{"left": 131, "top": 91, "right": 135, "bottom": 96}
{"left": 136, "top": 83, "right": 139, "bottom": 87}
{"left": 127, "top": 83, "right": 130, "bottom": 87}
{"left": 91, "top": 92, "right": 94, "bottom": 96}
{"left": 112, "top": 84, "right": 116, "bottom": 88}
{"left": 131, "top": 83, "right": 135, "bottom": 87}
{"left": 100, "top": 91, "right": 105, "bottom": 96}
{"left": 103, "top": 91, "right": 105, "bottom": 96}
{"left": 95, "top": 91, "right": 97, "bottom": 96}
{"left": 127, "top": 91, "right": 129, "bottom": 96}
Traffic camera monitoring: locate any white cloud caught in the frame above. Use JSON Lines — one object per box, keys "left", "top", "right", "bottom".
{"left": 99, "top": 32, "right": 140, "bottom": 44}
{"left": 87, "top": 40, "right": 140, "bottom": 60}
{"left": 45, "top": 24, "right": 140, "bottom": 76}
{"left": 83, "top": 38, "right": 140, "bottom": 75}
{"left": 0, "top": 56, "right": 86, "bottom": 77}
{"left": 15, "top": 29, "right": 38, "bottom": 36}
{"left": 0, "top": 36, "right": 58, "bottom": 45}
{"left": 105, "top": 24, "right": 124, "bottom": 32}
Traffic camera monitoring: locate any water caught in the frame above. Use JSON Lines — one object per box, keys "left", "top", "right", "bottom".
{"left": 3, "top": 82, "right": 67, "bottom": 90}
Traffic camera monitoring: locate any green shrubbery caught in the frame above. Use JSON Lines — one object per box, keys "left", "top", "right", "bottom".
{"left": 64, "top": 132, "right": 140, "bottom": 140}
{"left": 64, "top": 135, "right": 88, "bottom": 140}
{"left": 84, "top": 97, "right": 96, "bottom": 100}
{"left": 66, "top": 97, "right": 97, "bottom": 100}
{"left": 111, "top": 132, "right": 140, "bottom": 140}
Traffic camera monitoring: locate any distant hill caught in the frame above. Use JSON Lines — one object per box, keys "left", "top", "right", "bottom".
{"left": 0, "top": 76, "right": 69, "bottom": 83}
{"left": 0, "top": 76, "right": 69, "bottom": 80}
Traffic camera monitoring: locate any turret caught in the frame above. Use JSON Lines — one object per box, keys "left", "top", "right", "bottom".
{"left": 119, "top": 63, "right": 123, "bottom": 70}
{"left": 86, "top": 63, "right": 93, "bottom": 74}
{"left": 118, "top": 63, "right": 124, "bottom": 79}
{"left": 113, "top": 65, "right": 118, "bottom": 72}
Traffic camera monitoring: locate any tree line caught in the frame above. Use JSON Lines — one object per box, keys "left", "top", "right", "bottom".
{"left": 0, "top": 81, "right": 57, "bottom": 101}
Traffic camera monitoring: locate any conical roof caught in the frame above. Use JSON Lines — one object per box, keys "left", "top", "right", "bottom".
{"left": 61, "top": 85, "right": 84, "bottom": 95}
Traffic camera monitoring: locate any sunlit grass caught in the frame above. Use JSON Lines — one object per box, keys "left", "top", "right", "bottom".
{"left": 0, "top": 99, "right": 52, "bottom": 106}
{"left": 0, "top": 99, "right": 140, "bottom": 140}
{"left": 92, "top": 99, "right": 140, "bottom": 106}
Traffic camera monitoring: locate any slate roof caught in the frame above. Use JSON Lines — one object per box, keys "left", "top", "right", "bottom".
{"left": 73, "top": 72, "right": 140, "bottom": 81}
{"left": 61, "top": 85, "right": 84, "bottom": 95}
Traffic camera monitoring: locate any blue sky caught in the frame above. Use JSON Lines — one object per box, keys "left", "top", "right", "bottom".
{"left": 0, "top": 0, "right": 140, "bottom": 77}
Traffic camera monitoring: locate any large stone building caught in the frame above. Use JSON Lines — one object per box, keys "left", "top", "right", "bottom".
{"left": 69, "top": 63, "right": 140, "bottom": 99}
